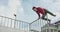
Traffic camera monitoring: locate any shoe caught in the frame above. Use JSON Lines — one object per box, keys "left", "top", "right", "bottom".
{"left": 48, "top": 19, "right": 51, "bottom": 21}
{"left": 54, "top": 15, "right": 56, "bottom": 17}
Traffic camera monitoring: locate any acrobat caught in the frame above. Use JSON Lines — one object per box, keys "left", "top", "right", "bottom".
{"left": 32, "top": 6, "right": 56, "bottom": 21}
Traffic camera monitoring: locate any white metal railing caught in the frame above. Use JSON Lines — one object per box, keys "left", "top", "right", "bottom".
{"left": 0, "top": 16, "right": 48, "bottom": 32}
{"left": 0, "top": 16, "right": 29, "bottom": 31}
{"left": 29, "top": 19, "right": 48, "bottom": 32}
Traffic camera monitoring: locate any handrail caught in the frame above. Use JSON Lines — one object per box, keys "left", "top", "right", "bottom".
{"left": 0, "top": 15, "right": 48, "bottom": 32}
{"left": 30, "top": 19, "right": 40, "bottom": 25}
{"left": 0, "top": 15, "right": 29, "bottom": 31}
{"left": 0, "top": 15, "right": 29, "bottom": 24}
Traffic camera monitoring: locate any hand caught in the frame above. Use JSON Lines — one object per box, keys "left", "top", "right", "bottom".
{"left": 38, "top": 18, "right": 40, "bottom": 20}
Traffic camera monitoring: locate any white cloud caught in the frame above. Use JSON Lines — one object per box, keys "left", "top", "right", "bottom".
{"left": 0, "top": 0, "right": 24, "bottom": 20}
{"left": 8, "top": 0, "right": 24, "bottom": 19}
{"left": 0, "top": 5, "right": 8, "bottom": 16}
{"left": 46, "top": 0, "right": 60, "bottom": 23}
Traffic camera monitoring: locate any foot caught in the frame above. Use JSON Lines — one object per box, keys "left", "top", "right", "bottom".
{"left": 53, "top": 15, "right": 56, "bottom": 17}
{"left": 48, "top": 19, "right": 51, "bottom": 21}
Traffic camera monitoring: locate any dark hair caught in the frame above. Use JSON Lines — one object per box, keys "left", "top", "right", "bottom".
{"left": 32, "top": 7, "right": 36, "bottom": 10}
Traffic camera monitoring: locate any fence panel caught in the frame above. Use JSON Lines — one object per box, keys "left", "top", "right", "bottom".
{"left": 0, "top": 16, "right": 29, "bottom": 32}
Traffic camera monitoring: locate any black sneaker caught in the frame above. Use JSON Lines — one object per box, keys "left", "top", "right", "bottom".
{"left": 54, "top": 15, "right": 56, "bottom": 17}
{"left": 48, "top": 19, "right": 51, "bottom": 21}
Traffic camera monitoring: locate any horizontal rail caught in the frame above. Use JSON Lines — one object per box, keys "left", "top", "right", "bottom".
{"left": 30, "top": 19, "right": 39, "bottom": 25}
{"left": 0, "top": 16, "right": 29, "bottom": 24}
{"left": 0, "top": 16, "right": 30, "bottom": 31}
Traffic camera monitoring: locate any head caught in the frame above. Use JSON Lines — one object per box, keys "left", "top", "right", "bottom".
{"left": 32, "top": 7, "right": 37, "bottom": 11}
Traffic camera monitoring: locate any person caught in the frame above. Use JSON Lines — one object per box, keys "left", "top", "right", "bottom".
{"left": 32, "top": 6, "right": 56, "bottom": 21}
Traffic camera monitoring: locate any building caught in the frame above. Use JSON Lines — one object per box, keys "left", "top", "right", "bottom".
{"left": 41, "top": 21, "right": 60, "bottom": 32}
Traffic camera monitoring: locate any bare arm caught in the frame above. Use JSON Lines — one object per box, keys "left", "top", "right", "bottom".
{"left": 36, "top": 12, "right": 40, "bottom": 19}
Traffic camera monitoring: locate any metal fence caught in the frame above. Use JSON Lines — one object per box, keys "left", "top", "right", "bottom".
{"left": 0, "top": 16, "right": 29, "bottom": 32}
{"left": 29, "top": 19, "right": 48, "bottom": 32}
{"left": 0, "top": 16, "right": 48, "bottom": 32}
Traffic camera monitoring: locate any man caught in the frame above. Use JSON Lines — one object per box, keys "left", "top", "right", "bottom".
{"left": 32, "top": 6, "right": 56, "bottom": 21}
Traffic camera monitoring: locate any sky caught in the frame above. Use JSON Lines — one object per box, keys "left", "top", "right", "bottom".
{"left": 0, "top": 0, "right": 60, "bottom": 31}
{"left": 21, "top": 0, "right": 60, "bottom": 23}
{"left": 0, "top": 0, "right": 60, "bottom": 23}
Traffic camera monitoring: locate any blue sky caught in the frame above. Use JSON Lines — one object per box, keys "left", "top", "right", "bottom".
{"left": 0, "top": 0, "right": 8, "bottom": 6}
{"left": 0, "top": 0, "right": 60, "bottom": 23}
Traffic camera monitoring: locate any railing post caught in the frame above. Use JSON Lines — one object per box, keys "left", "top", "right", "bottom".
{"left": 29, "top": 23, "right": 31, "bottom": 32}
{"left": 14, "top": 14, "right": 16, "bottom": 28}
{"left": 1, "top": 17, "right": 3, "bottom": 26}
{"left": 40, "top": 19, "right": 42, "bottom": 32}
{"left": 4, "top": 18, "right": 6, "bottom": 26}
{"left": 1, "top": 17, "right": 2, "bottom": 25}
{"left": 46, "top": 15, "right": 50, "bottom": 32}
{"left": 14, "top": 20, "right": 16, "bottom": 28}
{"left": 10, "top": 19, "right": 12, "bottom": 28}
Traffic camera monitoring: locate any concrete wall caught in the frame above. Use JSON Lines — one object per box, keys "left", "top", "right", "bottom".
{"left": 0, "top": 25, "right": 27, "bottom": 32}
